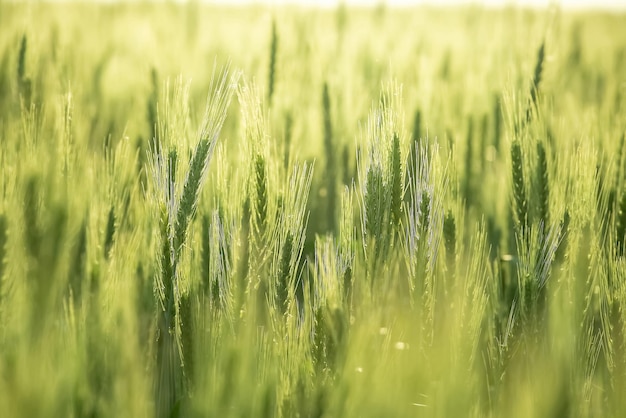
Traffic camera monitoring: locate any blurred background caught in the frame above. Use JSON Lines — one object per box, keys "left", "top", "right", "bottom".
{"left": 205, "top": 0, "right": 625, "bottom": 10}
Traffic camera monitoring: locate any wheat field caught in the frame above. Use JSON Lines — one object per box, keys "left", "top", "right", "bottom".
{"left": 0, "top": 2, "right": 625, "bottom": 417}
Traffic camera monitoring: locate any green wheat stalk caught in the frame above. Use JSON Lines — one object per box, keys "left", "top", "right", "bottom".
{"left": 339, "top": 186, "right": 355, "bottom": 304}
{"left": 283, "top": 111, "right": 293, "bottom": 170}
{"left": 464, "top": 115, "right": 474, "bottom": 207}
{"left": 342, "top": 143, "right": 352, "bottom": 186}
{"left": 23, "top": 177, "right": 41, "bottom": 260}
{"left": 254, "top": 153, "right": 268, "bottom": 235}
{"left": 17, "top": 34, "right": 32, "bottom": 105}
{"left": 359, "top": 81, "right": 405, "bottom": 264}
{"left": 479, "top": 113, "right": 488, "bottom": 170}
{"left": 103, "top": 205, "right": 116, "bottom": 260}
{"left": 17, "top": 34, "right": 26, "bottom": 83}
{"left": 69, "top": 218, "right": 88, "bottom": 304}
{"left": 179, "top": 292, "right": 194, "bottom": 385}
{"left": 323, "top": 82, "right": 337, "bottom": 233}
{"left": 493, "top": 93, "right": 502, "bottom": 153}
{"left": 443, "top": 210, "right": 456, "bottom": 277}
{"left": 208, "top": 209, "right": 232, "bottom": 316}
{"left": 511, "top": 140, "right": 527, "bottom": 234}
{"left": 238, "top": 81, "right": 271, "bottom": 245}
{"left": 272, "top": 162, "right": 313, "bottom": 316}
{"left": 174, "top": 138, "right": 211, "bottom": 251}
{"left": 412, "top": 108, "right": 422, "bottom": 152}
{"left": 147, "top": 67, "right": 159, "bottom": 147}
{"left": 535, "top": 141, "right": 549, "bottom": 226}
{"left": 276, "top": 232, "right": 293, "bottom": 314}
{"left": 527, "top": 41, "right": 545, "bottom": 123}
{"left": 151, "top": 65, "right": 238, "bottom": 418}
{"left": 404, "top": 143, "right": 442, "bottom": 302}
{"left": 516, "top": 41, "right": 545, "bottom": 135}
{"left": 267, "top": 19, "right": 278, "bottom": 106}
{"left": 364, "top": 163, "right": 385, "bottom": 244}
{"left": 390, "top": 132, "right": 403, "bottom": 230}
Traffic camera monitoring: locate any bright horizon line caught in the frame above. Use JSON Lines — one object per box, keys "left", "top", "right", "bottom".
{"left": 202, "top": 0, "right": 626, "bottom": 11}
{"left": 23, "top": 0, "right": 626, "bottom": 11}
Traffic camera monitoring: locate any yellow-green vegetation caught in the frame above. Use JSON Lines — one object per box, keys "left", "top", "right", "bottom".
{"left": 0, "top": 2, "right": 625, "bottom": 417}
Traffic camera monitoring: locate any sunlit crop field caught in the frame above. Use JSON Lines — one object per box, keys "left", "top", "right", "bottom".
{"left": 0, "top": 2, "right": 625, "bottom": 417}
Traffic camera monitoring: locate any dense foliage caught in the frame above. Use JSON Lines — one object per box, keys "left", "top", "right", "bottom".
{"left": 0, "top": 2, "right": 625, "bottom": 417}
